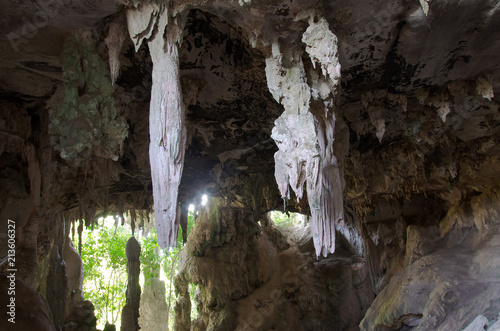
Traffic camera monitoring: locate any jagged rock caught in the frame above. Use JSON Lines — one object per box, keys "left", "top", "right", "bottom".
{"left": 266, "top": 23, "right": 346, "bottom": 256}
{"left": 175, "top": 197, "right": 373, "bottom": 330}
{"left": 360, "top": 188, "right": 500, "bottom": 330}
{"left": 48, "top": 32, "right": 128, "bottom": 166}
{"left": 403, "top": 224, "right": 439, "bottom": 267}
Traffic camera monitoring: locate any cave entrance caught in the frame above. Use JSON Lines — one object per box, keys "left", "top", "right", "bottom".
{"left": 268, "top": 210, "right": 310, "bottom": 242}
{"left": 268, "top": 210, "right": 308, "bottom": 228}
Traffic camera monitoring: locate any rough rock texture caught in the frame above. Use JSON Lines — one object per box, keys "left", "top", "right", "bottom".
{"left": 138, "top": 277, "right": 169, "bottom": 331}
{"left": 265, "top": 17, "right": 347, "bottom": 256}
{"left": 0, "top": 272, "right": 56, "bottom": 331}
{"left": 63, "top": 239, "right": 98, "bottom": 331}
{"left": 2, "top": 0, "right": 500, "bottom": 330}
{"left": 49, "top": 31, "right": 128, "bottom": 166}
{"left": 46, "top": 244, "right": 67, "bottom": 330}
{"left": 64, "top": 297, "right": 98, "bottom": 331}
{"left": 126, "top": 2, "right": 188, "bottom": 249}
{"left": 174, "top": 198, "right": 373, "bottom": 331}
{"left": 360, "top": 186, "right": 500, "bottom": 330}
{"left": 121, "top": 237, "right": 141, "bottom": 331}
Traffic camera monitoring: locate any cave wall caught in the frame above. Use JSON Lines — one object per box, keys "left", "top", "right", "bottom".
{"left": 174, "top": 197, "right": 373, "bottom": 331}
{"left": 1, "top": 0, "right": 500, "bottom": 330}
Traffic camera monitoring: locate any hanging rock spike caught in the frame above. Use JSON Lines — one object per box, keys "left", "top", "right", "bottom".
{"left": 126, "top": 2, "right": 187, "bottom": 249}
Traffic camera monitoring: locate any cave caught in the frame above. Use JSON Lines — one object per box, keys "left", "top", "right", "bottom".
{"left": 1, "top": 0, "right": 500, "bottom": 330}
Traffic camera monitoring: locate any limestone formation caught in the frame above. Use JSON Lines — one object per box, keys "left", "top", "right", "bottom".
{"left": 121, "top": 237, "right": 141, "bottom": 331}
{"left": 138, "top": 277, "right": 169, "bottom": 331}
{"left": 1, "top": 0, "right": 500, "bottom": 330}
{"left": 46, "top": 245, "right": 67, "bottom": 331}
{"left": 266, "top": 16, "right": 346, "bottom": 257}
{"left": 48, "top": 32, "right": 128, "bottom": 166}
{"left": 174, "top": 197, "right": 373, "bottom": 330}
{"left": 126, "top": 2, "right": 188, "bottom": 249}
{"left": 360, "top": 187, "right": 500, "bottom": 330}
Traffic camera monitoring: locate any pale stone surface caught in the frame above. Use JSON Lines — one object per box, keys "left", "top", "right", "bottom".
{"left": 266, "top": 17, "right": 346, "bottom": 257}
{"left": 489, "top": 318, "right": 500, "bottom": 331}
{"left": 126, "top": 3, "right": 187, "bottom": 249}
{"left": 138, "top": 278, "right": 169, "bottom": 331}
{"left": 462, "top": 315, "right": 489, "bottom": 331}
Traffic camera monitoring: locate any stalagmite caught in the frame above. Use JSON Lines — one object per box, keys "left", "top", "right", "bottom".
{"left": 121, "top": 237, "right": 141, "bottom": 331}
{"left": 47, "top": 245, "right": 67, "bottom": 330}
{"left": 138, "top": 278, "right": 169, "bottom": 331}
{"left": 126, "top": 2, "right": 187, "bottom": 248}
{"left": 266, "top": 17, "right": 345, "bottom": 257}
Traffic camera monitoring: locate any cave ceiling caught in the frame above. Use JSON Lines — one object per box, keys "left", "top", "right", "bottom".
{"left": 1, "top": 0, "right": 500, "bottom": 249}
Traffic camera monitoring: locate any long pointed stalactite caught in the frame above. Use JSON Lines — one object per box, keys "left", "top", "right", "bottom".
{"left": 266, "top": 17, "right": 345, "bottom": 257}
{"left": 126, "top": 3, "right": 188, "bottom": 249}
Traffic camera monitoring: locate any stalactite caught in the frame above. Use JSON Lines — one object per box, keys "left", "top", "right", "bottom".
{"left": 126, "top": 2, "right": 188, "bottom": 249}
{"left": 78, "top": 218, "right": 83, "bottom": 256}
{"left": 130, "top": 206, "right": 136, "bottom": 235}
{"left": 266, "top": 17, "right": 345, "bottom": 257}
{"left": 84, "top": 202, "right": 97, "bottom": 229}
{"left": 105, "top": 14, "right": 127, "bottom": 85}
{"left": 139, "top": 211, "right": 145, "bottom": 232}
{"left": 180, "top": 204, "right": 188, "bottom": 244}
{"left": 118, "top": 193, "right": 126, "bottom": 226}
{"left": 22, "top": 143, "right": 41, "bottom": 207}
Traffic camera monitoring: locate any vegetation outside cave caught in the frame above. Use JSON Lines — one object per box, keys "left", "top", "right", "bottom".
{"left": 73, "top": 210, "right": 198, "bottom": 330}
{"left": 268, "top": 210, "right": 308, "bottom": 240}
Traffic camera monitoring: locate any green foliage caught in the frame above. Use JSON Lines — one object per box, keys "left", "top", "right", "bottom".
{"left": 140, "top": 229, "right": 163, "bottom": 281}
{"left": 78, "top": 224, "right": 129, "bottom": 325}
{"left": 269, "top": 210, "right": 304, "bottom": 229}
{"left": 188, "top": 283, "right": 199, "bottom": 321}
{"left": 77, "top": 210, "right": 198, "bottom": 329}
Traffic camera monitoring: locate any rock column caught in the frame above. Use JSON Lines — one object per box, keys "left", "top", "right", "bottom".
{"left": 120, "top": 237, "right": 141, "bottom": 331}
